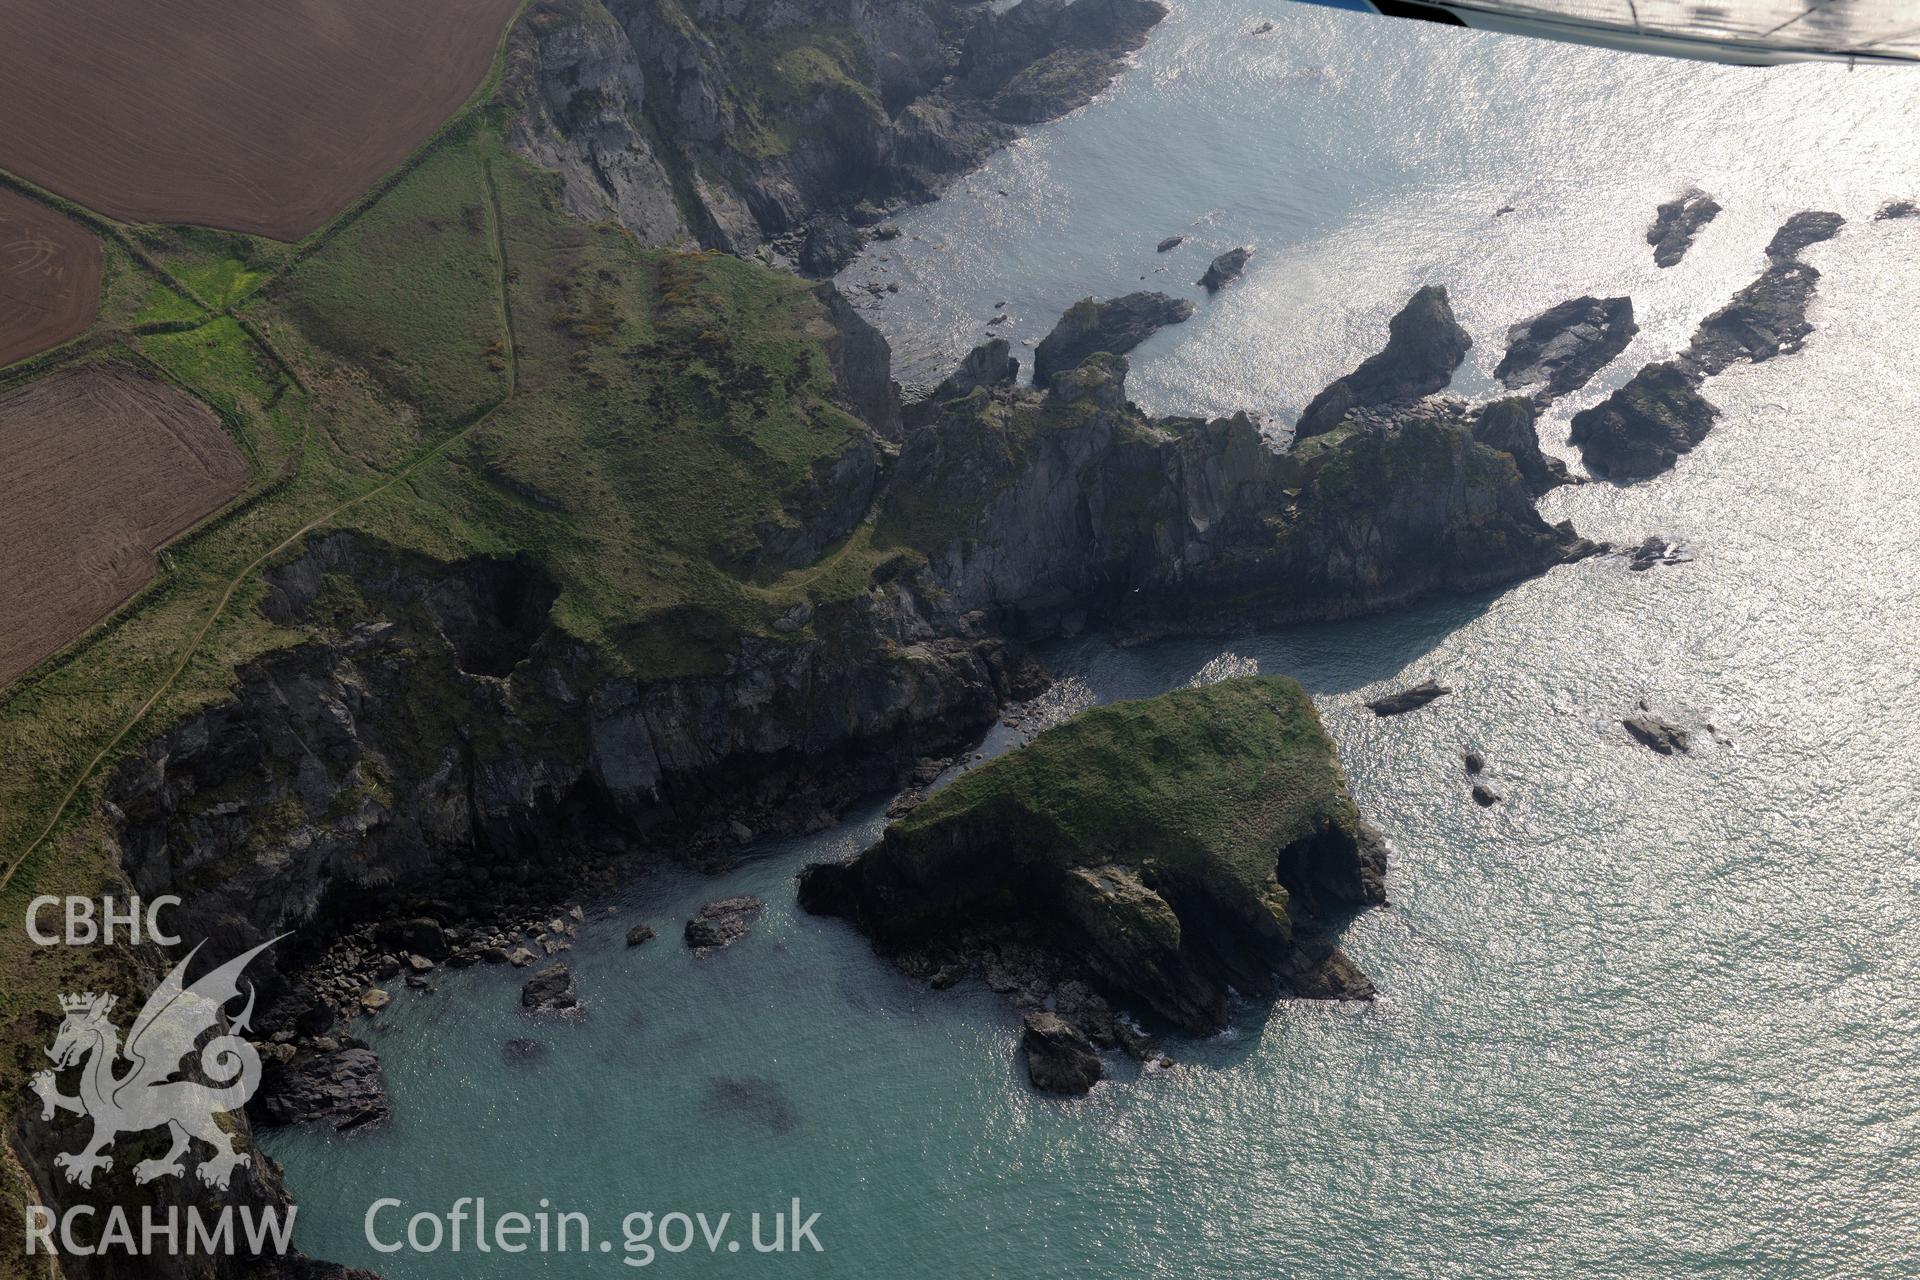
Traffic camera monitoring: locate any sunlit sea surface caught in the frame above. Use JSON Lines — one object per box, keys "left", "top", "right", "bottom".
{"left": 266, "top": 4, "right": 1920, "bottom": 1275}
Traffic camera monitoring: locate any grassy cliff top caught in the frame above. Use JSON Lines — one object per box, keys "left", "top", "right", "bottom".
{"left": 891, "top": 676, "right": 1361, "bottom": 896}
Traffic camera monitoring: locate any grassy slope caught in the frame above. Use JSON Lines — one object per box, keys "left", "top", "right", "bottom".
{"left": 889, "top": 676, "right": 1358, "bottom": 899}
{"left": 0, "top": 115, "right": 915, "bottom": 1107}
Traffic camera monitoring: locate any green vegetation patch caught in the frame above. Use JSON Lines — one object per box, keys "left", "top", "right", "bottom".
{"left": 892, "top": 676, "right": 1361, "bottom": 900}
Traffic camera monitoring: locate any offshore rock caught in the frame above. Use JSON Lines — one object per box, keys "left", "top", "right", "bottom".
{"left": 1366, "top": 679, "right": 1451, "bottom": 717}
{"left": 1494, "top": 295, "right": 1637, "bottom": 400}
{"left": 1574, "top": 211, "right": 1838, "bottom": 480}
{"left": 1623, "top": 713, "right": 1691, "bottom": 755}
{"left": 521, "top": 962, "right": 579, "bottom": 1013}
{"left": 1568, "top": 362, "right": 1718, "bottom": 482}
{"left": 1031, "top": 292, "right": 1195, "bottom": 387}
{"left": 685, "top": 896, "right": 764, "bottom": 951}
{"left": 1199, "top": 245, "right": 1253, "bottom": 292}
{"left": 1296, "top": 285, "right": 1472, "bottom": 440}
{"left": 1022, "top": 1011, "right": 1103, "bottom": 1095}
{"left": 800, "top": 677, "right": 1388, "bottom": 1035}
{"left": 1648, "top": 190, "right": 1720, "bottom": 267}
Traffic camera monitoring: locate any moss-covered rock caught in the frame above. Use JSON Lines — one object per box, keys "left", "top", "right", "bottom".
{"left": 800, "top": 676, "right": 1387, "bottom": 1033}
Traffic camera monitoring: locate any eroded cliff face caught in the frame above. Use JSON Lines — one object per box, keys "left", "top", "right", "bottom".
{"left": 883, "top": 352, "right": 1595, "bottom": 641}
{"left": 501, "top": 0, "right": 1168, "bottom": 271}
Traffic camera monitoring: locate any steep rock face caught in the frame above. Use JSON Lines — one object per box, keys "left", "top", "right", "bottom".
{"left": 1030, "top": 291, "right": 1194, "bottom": 387}
{"left": 799, "top": 677, "right": 1387, "bottom": 1034}
{"left": 884, "top": 353, "right": 1593, "bottom": 640}
{"left": 107, "top": 533, "right": 1035, "bottom": 987}
{"left": 1295, "top": 285, "right": 1472, "bottom": 439}
{"left": 503, "top": 0, "right": 1168, "bottom": 271}
{"left": 1494, "top": 295, "right": 1637, "bottom": 400}
{"left": 503, "top": 0, "right": 692, "bottom": 245}
{"left": 1470, "top": 396, "right": 1571, "bottom": 497}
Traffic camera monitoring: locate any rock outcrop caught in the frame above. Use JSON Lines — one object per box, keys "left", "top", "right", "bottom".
{"left": 521, "top": 962, "right": 580, "bottom": 1012}
{"left": 1494, "top": 295, "right": 1637, "bottom": 400}
{"left": 684, "top": 896, "right": 764, "bottom": 951}
{"left": 1622, "top": 713, "right": 1690, "bottom": 755}
{"left": 1648, "top": 190, "right": 1720, "bottom": 267}
{"left": 1295, "top": 285, "right": 1471, "bottom": 440}
{"left": 1031, "top": 291, "right": 1194, "bottom": 386}
{"left": 1366, "top": 679, "right": 1450, "bottom": 717}
{"left": 1022, "top": 1011, "right": 1103, "bottom": 1094}
{"left": 503, "top": 0, "right": 1170, "bottom": 274}
{"left": 800, "top": 677, "right": 1387, "bottom": 1038}
{"left": 1198, "top": 246, "right": 1253, "bottom": 292}
{"left": 1568, "top": 361, "right": 1719, "bottom": 481}
{"left": 1572, "top": 210, "right": 1841, "bottom": 481}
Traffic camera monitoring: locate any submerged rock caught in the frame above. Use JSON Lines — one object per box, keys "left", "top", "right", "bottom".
{"left": 1157, "top": 234, "right": 1186, "bottom": 252}
{"left": 1494, "top": 295, "right": 1637, "bottom": 400}
{"left": 1625, "top": 536, "right": 1693, "bottom": 571}
{"left": 1366, "top": 679, "right": 1451, "bottom": 717}
{"left": 1296, "top": 286, "right": 1472, "bottom": 440}
{"left": 701, "top": 1076, "right": 799, "bottom": 1134}
{"left": 1032, "top": 292, "right": 1195, "bottom": 387}
{"left": 1648, "top": 191, "right": 1721, "bottom": 267}
{"left": 1568, "top": 362, "right": 1719, "bottom": 482}
{"left": 1199, "top": 246, "right": 1254, "bottom": 292}
{"left": 1022, "top": 1011, "right": 1103, "bottom": 1095}
{"left": 502, "top": 1037, "right": 548, "bottom": 1064}
{"left": 521, "top": 962, "right": 579, "bottom": 1013}
{"left": 685, "top": 896, "right": 765, "bottom": 951}
{"left": 626, "top": 923, "right": 657, "bottom": 947}
{"left": 1622, "top": 713, "right": 1691, "bottom": 756}
{"left": 1877, "top": 199, "right": 1919, "bottom": 221}
{"left": 801, "top": 677, "right": 1388, "bottom": 1036}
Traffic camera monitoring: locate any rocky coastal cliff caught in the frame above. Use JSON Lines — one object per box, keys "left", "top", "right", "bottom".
{"left": 503, "top": 0, "right": 1168, "bottom": 273}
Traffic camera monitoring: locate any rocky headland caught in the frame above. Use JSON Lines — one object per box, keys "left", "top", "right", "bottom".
{"left": 798, "top": 676, "right": 1388, "bottom": 1091}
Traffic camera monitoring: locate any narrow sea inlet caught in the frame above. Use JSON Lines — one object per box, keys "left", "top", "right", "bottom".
{"left": 267, "top": 4, "right": 1920, "bottom": 1275}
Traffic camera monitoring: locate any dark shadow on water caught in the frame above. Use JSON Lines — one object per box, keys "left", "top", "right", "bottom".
{"left": 701, "top": 1076, "right": 799, "bottom": 1135}
{"left": 1037, "top": 589, "right": 1503, "bottom": 701}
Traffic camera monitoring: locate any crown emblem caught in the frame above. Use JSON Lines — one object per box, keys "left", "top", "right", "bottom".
{"left": 58, "top": 992, "right": 115, "bottom": 1016}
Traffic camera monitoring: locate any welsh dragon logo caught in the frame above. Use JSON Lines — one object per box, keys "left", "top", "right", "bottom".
{"left": 30, "top": 937, "right": 281, "bottom": 1191}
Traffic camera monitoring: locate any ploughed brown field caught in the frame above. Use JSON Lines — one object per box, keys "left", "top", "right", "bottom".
{"left": 0, "top": 364, "right": 251, "bottom": 687}
{"left": 0, "top": 187, "right": 101, "bottom": 368}
{"left": 0, "top": 0, "right": 525, "bottom": 241}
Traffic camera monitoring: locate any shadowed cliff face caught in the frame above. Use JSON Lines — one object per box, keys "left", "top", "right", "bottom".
{"left": 502, "top": 0, "right": 1169, "bottom": 272}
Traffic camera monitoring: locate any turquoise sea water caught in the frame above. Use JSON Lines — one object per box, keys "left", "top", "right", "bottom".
{"left": 265, "top": 4, "right": 1920, "bottom": 1275}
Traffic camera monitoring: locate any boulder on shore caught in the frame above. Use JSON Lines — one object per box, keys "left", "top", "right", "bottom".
{"left": 685, "top": 896, "right": 765, "bottom": 951}
{"left": 800, "top": 677, "right": 1387, "bottom": 1036}
{"left": 1494, "top": 296, "right": 1637, "bottom": 400}
{"left": 1199, "top": 246, "right": 1253, "bottom": 292}
{"left": 1648, "top": 191, "right": 1720, "bottom": 267}
{"left": 1032, "top": 292, "right": 1195, "bottom": 387}
{"left": 1296, "top": 286, "right": 1471, "bottom": 439}
{"left": 1022, "top": 1012, "right": 1103, "bottom": 1095}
